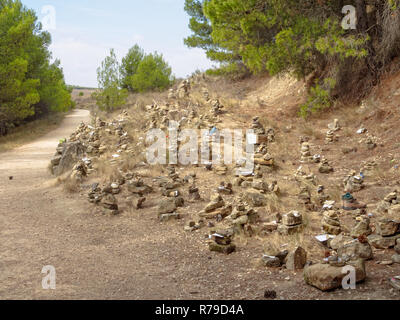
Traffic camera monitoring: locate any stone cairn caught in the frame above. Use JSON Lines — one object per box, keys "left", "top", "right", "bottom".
{"left": 254, "top": 143, "right": 274, "bottom": 166}
{"left": 202, "top": 87, "right": 210, "bottom": 101}
{"left": 316, "top": 185, "right": 330, "bottom": 206}
{"left": 343, "top": 170, "right": 364, "bottom": 193}
{"left": 295, "top": 166, "right": 316, "bottom": 185}
{"left": 208, "top": 230, "right": 236, "bottom": 254}
{"left": 101, "top": 194, "right": 119, "bottom": 215}
{"left": 325, "top": 119, "right": 340, "bottom": 143}
{"left": 377, "top": 190, "right": 400, "bottom": 214}
{"left": 319, "top": 158, "right": 334, "bottom": 174}
{"left": 177, "top": 80, "right": 190, "bottom": 99}
{"left": 300, "top": 142, "right": 313, "bottom": 163}
{"left": 227, "top": 201, "right": 259, "bottom": 236}
{"left": 322, "top": 210, "right": 341, "bottom": 235}
{"left": 210, "top": 99, "right": 223, "bottom": 117}
{"left": 278, "top": 211, "right": 303, "bottom": 235}
{"left": 361, "top": 160, "right": 377, "bottom": 175}
{"left": 364, "top": 134, "right": 377, "bottom": 150}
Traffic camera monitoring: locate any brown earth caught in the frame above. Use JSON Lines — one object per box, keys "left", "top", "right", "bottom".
{"left": 1, "top": 76, "right": 400, "bottom": 300}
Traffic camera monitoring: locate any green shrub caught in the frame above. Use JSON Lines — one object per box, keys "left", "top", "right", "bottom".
{"left": 300, "top": 78, "right": 336, "bottom": 119}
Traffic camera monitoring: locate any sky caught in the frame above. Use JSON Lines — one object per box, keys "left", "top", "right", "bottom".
{"left": 23, "top": 0, "right": 214, "bottom": 87}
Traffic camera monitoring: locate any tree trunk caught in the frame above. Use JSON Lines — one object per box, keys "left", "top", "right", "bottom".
{"left": 355, "top": 0, "right": 368, "bottom": 32}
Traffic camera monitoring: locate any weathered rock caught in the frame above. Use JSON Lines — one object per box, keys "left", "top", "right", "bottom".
{"left": 304, "top": 259, "right": 366, "bottom": 291}
{"left": 282, "top": 211, "right": 302, "bottom": 226}
{"left": 209, "top": 242, "right": 236, "bottom": 254}
{"left": 278, "top": 224, "right": 303, "bottom": 235}
{"left": 330, "top": 234, "right": 354, "bottom": 250}
{"left": 350, "top": 217, "right": 372, "bottom": 238}
{"left": 389, "top": 204, "right": 400, "bottom": 216}
{"left": 322, "top": 210, "right": 341, "bottom": 235}
{"left": 53, "top": 141, "right": 86, "bottom": 176}
{"left": 376, "top": 218, "right": 399, "bottom": 237}
{"left": 127, "top": 180, "right": 153, "bottom": 195}
{"left": 262, "top": 255, "right": 281, "bottom": 268}
{"left": 392, "top": 254, "right": 400, "bottom": 264}
{"left": 101, "top": 194, "right": 119, "bottom": 215}
{"left": 51, "top": 155, "right": 62, "bottom": 166}
{"left": 395, "top": 239, "right": 400, "bottom": 254}
{"left": 285, "top": 247, "right": 307, "bottom": 270}
{"left": 337, "top": 240, "right": 373, "bottom": 261}
{"left": 204, "top": 194, "right": 225, "bottom": 213}
{"left": 158, "top": 198, "right": 177, "bottom": 215}
{"left": 368, "top": 234, "right": 400, "bottom": 249}
{"left": 159, "top": 213, "right": 181, "bottom": 222}
{"left": 244, "top": 192, "right": 267, "bottom": 207}
{"left": 319, "top": 160, "right": 334, "bottom": 174}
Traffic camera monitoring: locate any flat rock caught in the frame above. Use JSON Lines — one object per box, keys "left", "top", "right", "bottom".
{"left": 304, "top": 259, "right": 366, "bottom": 291}
{"left": 368, "top": 234, "right": 400, "bottom": 249}
{"left": 209, "top": 242, "right": 236, "bottom": 255}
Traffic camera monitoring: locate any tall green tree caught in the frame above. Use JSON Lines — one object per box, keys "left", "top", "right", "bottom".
{"left": 93, "top": 49, "right": 128, "bottom": 111}
{"left": 132, "top": 52, "right": 173, "bottom": 92}
{"left": 120, "top": 44, "right": 145, "bottom": 91}
{"left": 0, "top": 0, "right": 72, "bottom": 131}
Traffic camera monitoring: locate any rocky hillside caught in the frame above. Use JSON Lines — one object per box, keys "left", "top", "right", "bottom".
{"left": 50, "top": 71, "right": 400, "bottom": 298}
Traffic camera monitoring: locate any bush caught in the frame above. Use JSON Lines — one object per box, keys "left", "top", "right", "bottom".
{"left": 299, "top": 78, "right": 336, "bottom": 119}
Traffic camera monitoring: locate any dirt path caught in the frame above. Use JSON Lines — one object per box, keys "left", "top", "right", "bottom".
{"left": 0, "top": 109, "right": 398, "bottom": 300}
